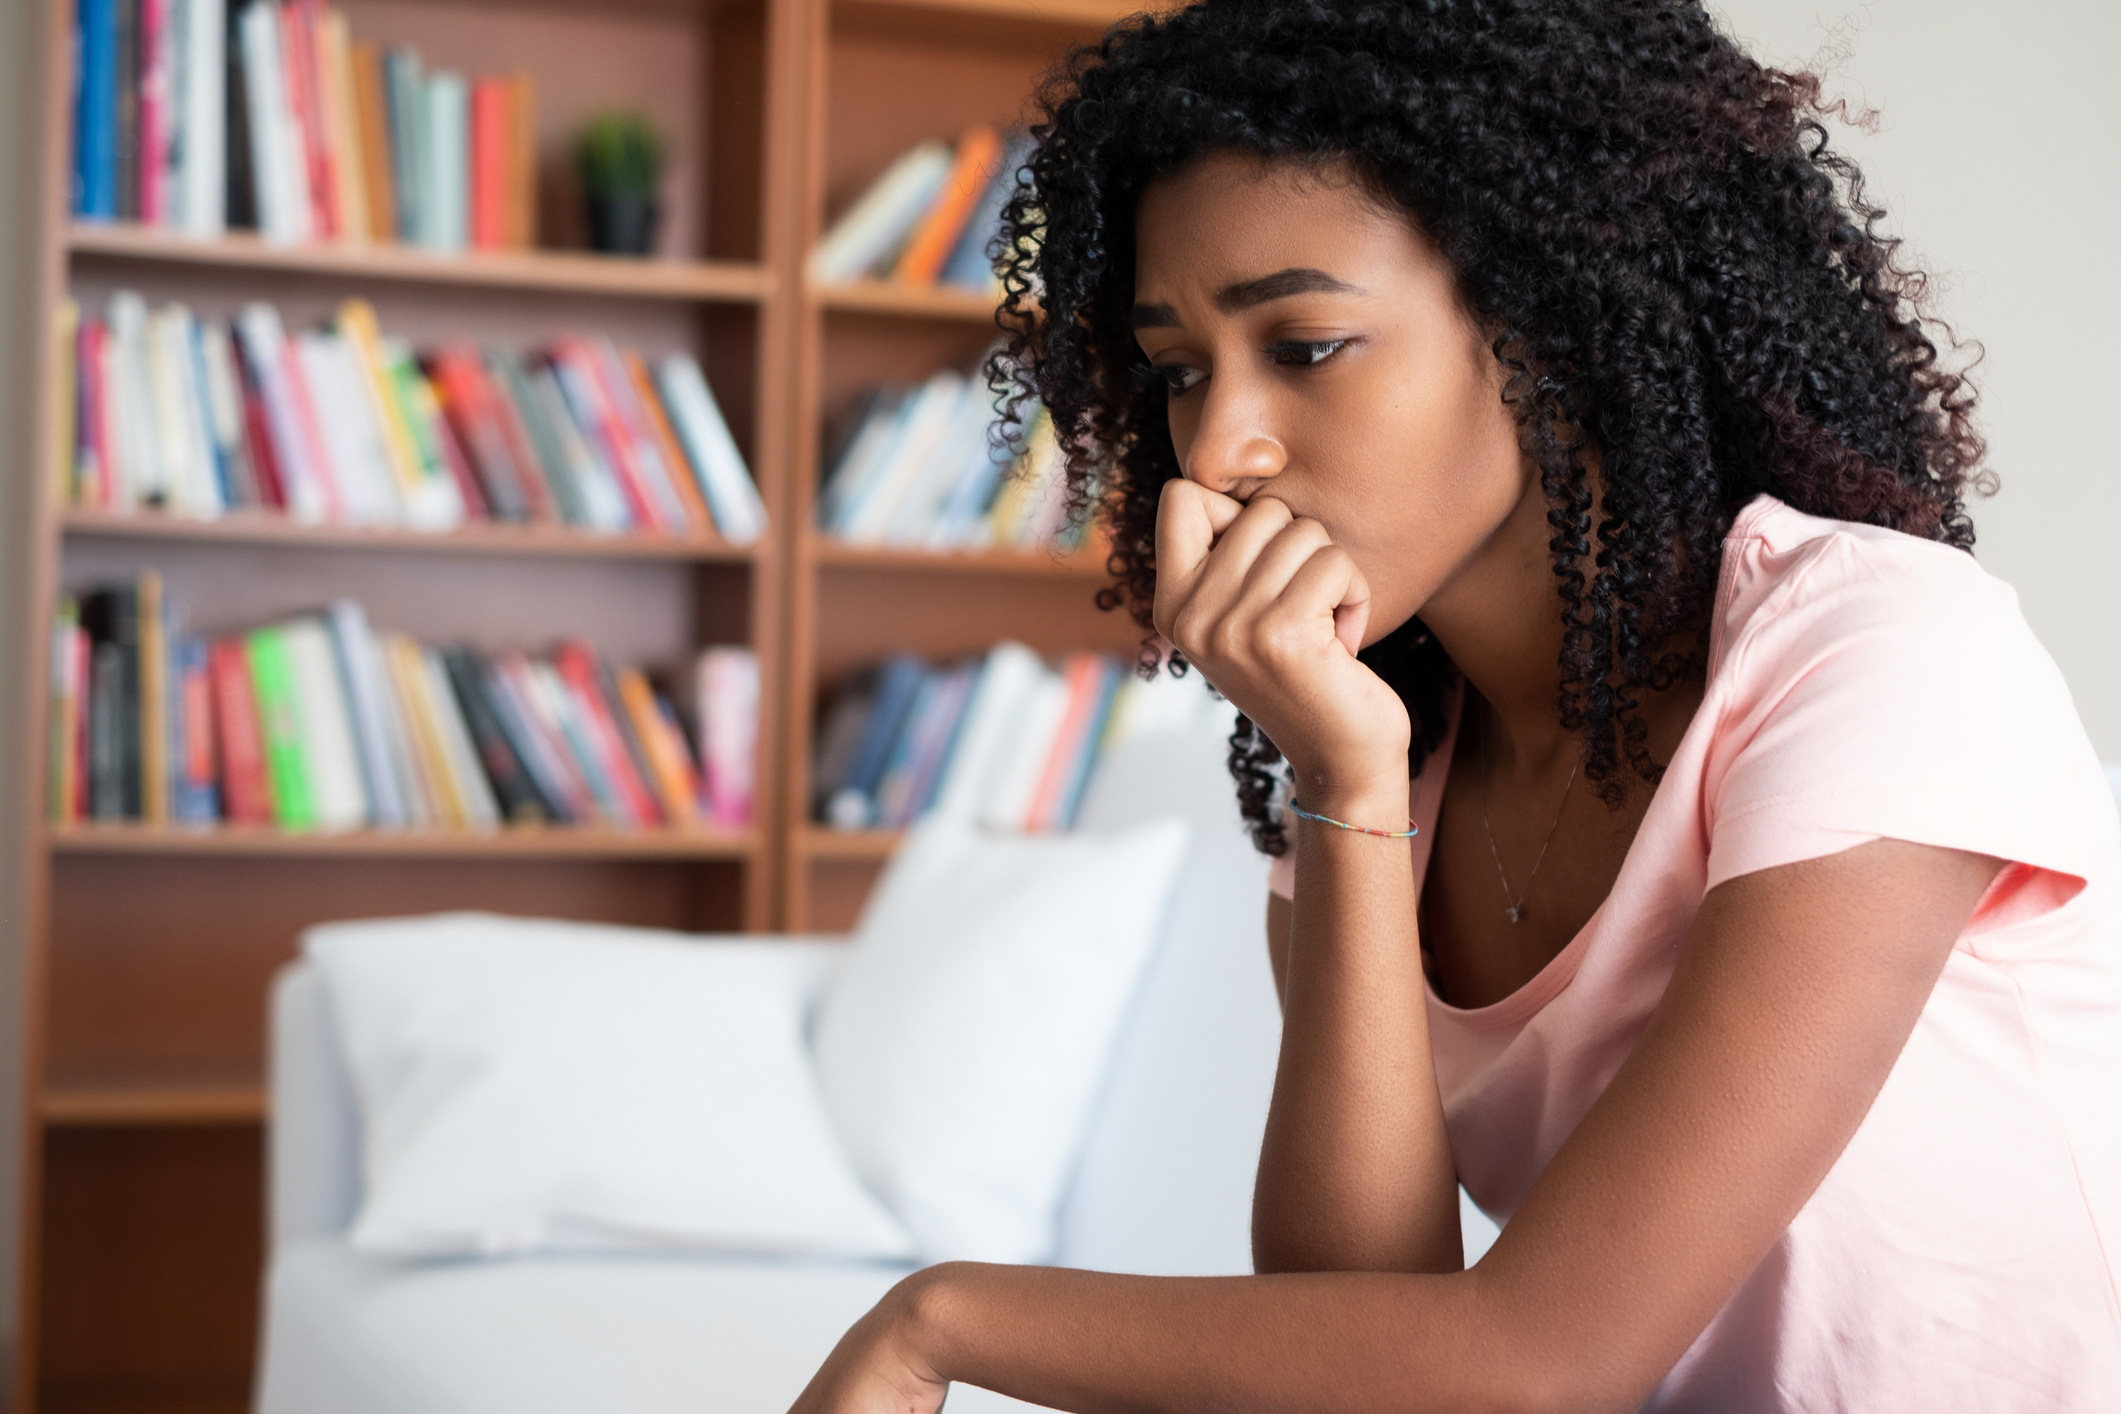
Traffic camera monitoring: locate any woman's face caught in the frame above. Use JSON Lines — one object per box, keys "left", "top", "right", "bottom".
{"left": 1132, "top": 151, "right": 1542, "bottom": 647}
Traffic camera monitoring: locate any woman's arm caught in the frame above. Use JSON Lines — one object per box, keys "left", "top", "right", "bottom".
{"left": 788, "top": 837, "right": 2003, "bottom": 1414}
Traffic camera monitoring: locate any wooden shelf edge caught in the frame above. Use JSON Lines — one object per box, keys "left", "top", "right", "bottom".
{"left": 809, "top": 537, "right": 1110, "bottom": 577}
{"left": 58, "top": 509, "right": 765, "bottom": 562}
{"left": 43, "top": 1081, "right": 265, "bottom": 1127}
{"left": 797, "top": 827, "right": 904, "bottom": 860}
{"left": 47, "top": 823, "right": 761, "bottom": 860}
{"left": 68, "top": 222, "right": 774, "bottom": 303}
{"left": 813, "top": 278, "right": 1002, "bottom": 322}
{"left": 834, "top": 0, "right": 1144, "bottom": 37}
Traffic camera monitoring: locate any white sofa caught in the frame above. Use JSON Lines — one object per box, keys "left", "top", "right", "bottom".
{"left": 255, "top": 715, "right": 1504, "bottom": 1414}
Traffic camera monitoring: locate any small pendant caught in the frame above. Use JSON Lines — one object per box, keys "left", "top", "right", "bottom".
{"left": 1505, "top": 906, "right": 1523, "bottom": 923}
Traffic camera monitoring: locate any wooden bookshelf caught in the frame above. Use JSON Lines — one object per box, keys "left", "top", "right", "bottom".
{"left": 814, "top": 277, "right": 1002, "bottom": 321}
{"left": 68, "top": 221, "right": 775, "bottom": 302}
{"left": 17, "top": 0, "right": 811, "bottom": 1406}
{"left": 13, "top": 0, "right": 1148, "bottom": 1406}
{"left": 42, "top": 1080, "right": 266, "bottom": 1128}
{"left": 47, "top": 822, "right": 760, "bottom": 860}
{"left": 61, "top": 508, "right": 762, "bottom": 562}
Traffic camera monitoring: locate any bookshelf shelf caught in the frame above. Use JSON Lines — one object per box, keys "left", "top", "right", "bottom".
{"left": 68, "top": 222, "right": 775, "bottom": 304}
{"left": 60, "top": 509, "right": 764, "bottom": 563}
{"left": 797, "top": 826, "right": 903, "bottom": 860}
{"left": 47, "top": 822, "right": 759, "bottom": 861}
{"left": 815, "top": 278, "right": 1001, "bottom": 322}
{"left": 810, "top": 536, "right": 1107, "bottom": 577}
{"left": 42, "top": 1079, "right": 266, "bottom": 1128}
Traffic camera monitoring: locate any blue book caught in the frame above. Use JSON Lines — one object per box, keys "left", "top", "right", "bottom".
{"left": 384, "top": 48, "right": 424, "bottom": 244}
{"left": 74, "top": 0, "right": 119, "bottom": 218}
{"left": 827, "top": 655, "right": 928, "bottom": 829}
{"left": 424, "top": 71, "right": 469, "bottom": 253}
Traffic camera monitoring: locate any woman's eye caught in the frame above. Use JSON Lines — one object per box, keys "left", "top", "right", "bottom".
{"left": 1156, "top": 363, "right": 1206, "bottom": 395}
{"left": 1268, "top": 339, "right": 1348, "bottom": 367}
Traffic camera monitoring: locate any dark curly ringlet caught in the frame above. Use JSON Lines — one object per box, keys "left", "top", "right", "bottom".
{"left": 988, "top": 0, "right": 1989, "bottom": 855}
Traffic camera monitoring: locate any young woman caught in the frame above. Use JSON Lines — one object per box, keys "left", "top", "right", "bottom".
{"left": 793, "top": 1, "right": 2121, "bottom": 1409}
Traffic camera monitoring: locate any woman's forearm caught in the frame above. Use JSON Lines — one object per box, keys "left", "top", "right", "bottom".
{"left": 908, "top": 1261, "right": 1543, "bottom": 1414}
{"left": 1253, "top": 799, "right": 1462, "bottom": 1274}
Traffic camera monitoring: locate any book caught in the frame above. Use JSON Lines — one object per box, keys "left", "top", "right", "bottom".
{"left": 924, "top": 641, "right": 1044, "bottom": 825}
{"left": 317, "top": 8, "right": 368, "bottom": 243}
{"left": 616, "top": 668, "right": 699, "bottom": 828}
{"left": 208, "top": 636, "right": 273, "bottom": 823}
{"left": 440, "top": 645, "right": 550, "bottom": 823}
{"left": 506, "top": 71, "right": 536, "bottom": 249}
{"left": 281, "top": 614, "right": 368, "bottom": 830}
{"left": 555, "top": 641, "right": 660, "bottom": 825}
{"left": 138, "top": 0, "right": 171, "bottom": 224}
{"left": 939, "top": 132, "right": 1030, "bottom": 292}
{"left": 324, "top": 599, "right": 404, "bottom": 827}
{"left": 245, "top": 624, "right": 314, "bottom": 828}
{"left": 695, "top": 646, "right": 758, "bottom": 827}
{"left": 423, "top": 69, "right": 468, "bottom": 252}
{"left": 75, "top": 0, "right": 120, "bottom": 219}
{"left": 174, "top": 637, "right": 222, "bottom": 823}
{"left": 349, "top": 39, "right": 394, "bottom": 240}
{"left": 826, "top": 654, "right": 925, "bottom": 830}
{"left": 893, "top": 125, "right": 1002, "bottom": 286}
{"left": 136, "top": 567, "right": 170, "bottom": 823}
{"left": 382, "top": 46, "right": 422, "bottom": 243}
{"left": 469, "top": 76, "right": 509, "bottom": 251}
{"left": 180, "top": 0, "right": 227, "bottom": 235}
{"left": 49, "top": 599, "right": 83, "bottom": 824}
{"left": 655, "top": 353, "right": 766, "bottom": 544}
{"left": 810, "top": 140, "right": 954, "bottom": 283}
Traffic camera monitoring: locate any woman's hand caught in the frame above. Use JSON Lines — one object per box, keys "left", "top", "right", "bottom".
{"left": 1153, "top": 478, "right": 1411, "bottom": 810}
{"left": 786, "top": 1274, "right": 948, "bottom": 1414}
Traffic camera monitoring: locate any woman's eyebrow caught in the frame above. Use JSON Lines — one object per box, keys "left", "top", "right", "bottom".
{"left": 1132, "top": 267, "right": 1365, "bottom": 329}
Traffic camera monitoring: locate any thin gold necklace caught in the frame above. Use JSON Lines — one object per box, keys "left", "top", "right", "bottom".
{"left": 1478, "top": 707, "right": 1578, "bottom": 924}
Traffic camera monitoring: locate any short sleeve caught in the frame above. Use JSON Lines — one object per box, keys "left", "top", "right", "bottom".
{"left": 1701, "top": 529, "right": 2114, "bottom": 923}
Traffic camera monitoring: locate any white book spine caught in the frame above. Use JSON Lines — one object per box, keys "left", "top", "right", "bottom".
{"left": 283, "top": 617, "right": 371, "bottom": 831}
{"left": 656, "top": 354, "right": 766, "bottom": 544}
{"left": 926, "top": 641, "right": 1044, "bottom": 826}
{"left": 883, "top": 380, "right": 991, "bottom": 545}
{"left": 197, "top": 322, "right": 247, "bottom": 500}
{"left": 182, "top": 0, "right": 225, "bottom": 236}
{"left": 842, "top": 372, "right": 964, "bottom": 543}
{"left": 166, "top": 305, "right": 224, "bottom": 516}
{"left": 108, "top": 292, "right": 164, "bottom": 508}
{"left": 423, "top": 71, "right": 468, "bottom": 253}
{"left": 239, "top": 2, "right": 304, "bottom": 243}
{"left": 533, "top": 367, "right": 629, "bottom": 533}
{"left": 976, "top": 663, "right": 1071, "bottom": 831}
{"left": 816, "top": 395, "right": 902, "bottom": 532}
{"left": 294, "top": 333, "right": 369, "bottom": 524}
{"left": 323, "top": 600, "right": 406, "bottom": 828}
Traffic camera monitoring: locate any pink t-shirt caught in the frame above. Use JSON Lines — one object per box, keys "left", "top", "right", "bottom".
{"left": 1268, "top": 495, "right": 2121, "bottom": 1409}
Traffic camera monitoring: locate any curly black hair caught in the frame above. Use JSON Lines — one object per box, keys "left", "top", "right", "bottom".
{"left": 989, "top": 0, "right": 1989, "bottom": 854}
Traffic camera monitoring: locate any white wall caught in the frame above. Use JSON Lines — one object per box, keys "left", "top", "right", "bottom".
{"left": 1712, "top": 0, "right": 2121, "bottom": 757}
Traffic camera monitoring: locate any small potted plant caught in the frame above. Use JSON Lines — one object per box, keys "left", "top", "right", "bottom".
{"left": 575, "top": 112, "right": 665, "bottom": 256}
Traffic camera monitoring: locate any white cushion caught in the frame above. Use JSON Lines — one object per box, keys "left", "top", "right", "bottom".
{"left": 814, "top": 817, "right": 1192, "bottom": 1264}
{"left": 258, "top": 1240, "right": 1059, "bottom": 1414}
{"left": 304, "top": 913, "right": 914, "bottom": 1260}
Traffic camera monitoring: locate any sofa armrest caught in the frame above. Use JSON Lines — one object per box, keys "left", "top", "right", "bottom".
{"left": 269, "top": 961, "right": 363, "bottom": 1255}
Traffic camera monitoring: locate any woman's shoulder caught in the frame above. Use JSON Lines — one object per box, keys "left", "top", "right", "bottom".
{"left": 1711, "top": 493, "right": 2033, "bottom": 684}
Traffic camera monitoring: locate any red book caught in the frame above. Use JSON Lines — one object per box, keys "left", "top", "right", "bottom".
{"left": 472, "top": 355, "right": 557, "bottom": 522}
{"left": 552, "top": 340, "right": 665, "bottom": 531}
{"left": 428, "top": 349, "right": 532, "bottom": 520}
{"left": 423, "top": 386, "right": 490, "bottom": 521}
{"left": 208, "top": 639, "right": 273, "bottom": 823}
{"left": 138, "top": 0, "right": 171, "bottom": 224}
{"left": 240, "top": 381, "right": 286, "bottom": 509}
{"left": 1024, "top": 653, "right": 1107, "bottom": 831}
{"left": 280, "top": 0, "right": 338, "bottom": 240}
{"left": 469, "top": 79, "right": 510, "bottom": 251}
{"left": 554, "top": 642, "right": 662, "bottom": 825}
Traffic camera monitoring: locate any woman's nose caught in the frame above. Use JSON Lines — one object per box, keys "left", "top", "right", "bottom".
{"left": 1181, "top": 388, "right": 1286, "bottom": 498}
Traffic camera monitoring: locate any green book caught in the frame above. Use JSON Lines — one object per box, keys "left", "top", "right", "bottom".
{"left": 246, "top": 627, "right": 316, "bottom": 831}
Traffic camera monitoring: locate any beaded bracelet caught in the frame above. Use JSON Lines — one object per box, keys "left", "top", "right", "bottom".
{"left": 1288, "top": 801, "right": 1419, "bottom": 839}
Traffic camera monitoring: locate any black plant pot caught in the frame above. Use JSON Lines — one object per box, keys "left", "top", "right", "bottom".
{"left": 586, "top": 194, "right": 660, "bottom": 256}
